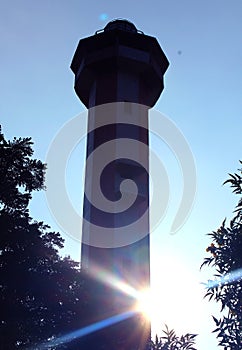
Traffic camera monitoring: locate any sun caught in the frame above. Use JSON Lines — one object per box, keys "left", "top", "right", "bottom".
{"left": 82, "top": 254, "right": 206, "bottom": 338}
{"left": 133, "top": 254, "right": 206, "bottom": 336}
{"left": 135, "top": 288, "right": 154, "bottom": 320}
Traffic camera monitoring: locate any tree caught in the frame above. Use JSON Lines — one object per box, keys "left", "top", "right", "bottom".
{"left": 201, "top": 161, "right": 242, "bottom": 349}
{"left": 0, "top": 127, "right": 89, "bottom": 349}
{"left": 0, "top": 130, "right": 45, "bottom": 215}
{"left": 150, "top": 325, "right": 197, "bottom": 350}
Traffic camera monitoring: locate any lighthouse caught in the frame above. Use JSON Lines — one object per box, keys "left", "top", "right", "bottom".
{"left": 71, "top": 19, "right": 169, "bottom": 349}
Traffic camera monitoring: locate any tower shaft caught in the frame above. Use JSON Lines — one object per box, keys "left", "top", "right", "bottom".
{"left": 82, "top": 102, "right": 150, "bottom": 278}
{"left": 71, "top": 19, "right": 169, "bottom": 350}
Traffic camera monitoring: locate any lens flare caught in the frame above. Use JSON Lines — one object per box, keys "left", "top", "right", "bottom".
{"left": 99, "top": 13, "right": 108, "bottom": 21}
{"left": 135, "top": 289, "right": 153, "bottom": 319}
{"left": 28, "top": 265, "right": 144, "bottom": 349}
{"left": 203, "top": 268, "right": 242, "bottom": 289}
{"left": 86, "top": 263, "right": 138, "bottom": 298}
{"left": 28, "top": 311, "right": 135, "bottom": 350}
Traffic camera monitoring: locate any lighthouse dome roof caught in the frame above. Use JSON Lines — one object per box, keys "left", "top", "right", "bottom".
{"left": 104, "top": 19, "right": 138, "bottom": 33}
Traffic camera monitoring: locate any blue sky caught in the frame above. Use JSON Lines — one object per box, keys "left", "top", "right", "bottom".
{"left": 1, "top": 1, "right": 242, "bottom": 349}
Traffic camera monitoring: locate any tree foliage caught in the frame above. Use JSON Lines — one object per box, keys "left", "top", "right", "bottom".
{"left": 150, "top": 325, "right": 197, "bottom": 350}
{"left": 0, "top": 127, "right": 89, "bottom": 349}
{"left": 0, "top": 131, "right": 45, "bottom": 215}
{"left": 201, "top": 161, "right": 242, "bottom": 349}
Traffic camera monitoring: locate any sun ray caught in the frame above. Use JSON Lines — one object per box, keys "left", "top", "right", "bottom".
{"left": 28, "top": 311, "right": 135, "bottom": 350}
{"left": 203, "top": 267, "right": 242, "bottom": 288}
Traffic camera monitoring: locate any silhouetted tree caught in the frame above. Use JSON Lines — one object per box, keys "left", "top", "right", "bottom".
{"left": 201, "top": 161, "right": 242, "bottom": 349}
{"left": 150, "top": 325, "right": 197, "bottom": 350}
{"left": 0, "top": 128, "right": 89, "bottom": 349}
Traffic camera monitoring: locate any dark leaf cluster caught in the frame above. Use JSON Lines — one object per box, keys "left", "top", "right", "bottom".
{"left": 0, "top": 127, "right": 46, "bottom": 216}
{"left": 201, "top": 162, "right": 242, "bottom": 349}
{"left": 223, "top": 161, "right": 242, "bottom": 221}
{"left": 150, "top": 325, "right": 197, "bottom": 350}
{"left": 0, "top": 128, "right": 90, "bottom": 349}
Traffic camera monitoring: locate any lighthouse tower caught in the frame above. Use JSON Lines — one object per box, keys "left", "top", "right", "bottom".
{"left": 71, "top": 19, "right": 169, "bottom": 349}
